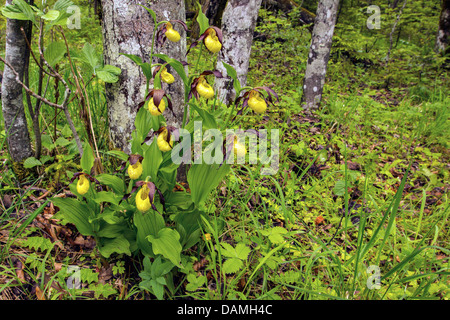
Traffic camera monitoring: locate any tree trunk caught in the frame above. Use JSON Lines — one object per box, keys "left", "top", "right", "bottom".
{"left": 188, "top": 0, "right": 228, "bottom": 40}
{"left": 101, "top": 0, "right": 187, "bottom": 154}
{"left": 301, "top": 0, "right": 339, "bottom": 111}
{"left": 215, "top": 0, "right": 263, "bottom": 106}
{"left": 1, "top": 0, "right": 33, "bottom": 172}
{"left": 436, "top": 0, "right": 450, "bottom": 54}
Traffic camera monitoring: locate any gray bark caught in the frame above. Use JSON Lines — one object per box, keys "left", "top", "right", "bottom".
{"left": 1, "top": 0, "right": 33, "bottom": 164}
{"left": 301, "top": 0, "right": 339, "bottom": 111}
{"left": 215, "top": 0, "right": 262, "bottom": 106}
{"left": 436, "top": 0, "right": 450, "bottom": 53}
{"left": 101, "top": 0, "right": 186, "bottom": 154}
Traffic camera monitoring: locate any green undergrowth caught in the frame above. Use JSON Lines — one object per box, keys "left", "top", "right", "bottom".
{"left": 1, "top": 1, "right": 449, "bottom": 300}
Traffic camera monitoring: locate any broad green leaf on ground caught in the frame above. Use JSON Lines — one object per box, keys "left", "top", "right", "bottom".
{"left": 92, "top": 191, "right": 122, "bottom": 205}
{"left": 220, "top": 242, "right": 250, "bottom": 274}
{"left": 89, "top": 283, "right": 117, "bottom": 299}
{"left": 147, "top": 228, "right": 182, "bottom": 267}
{"left": 55, "top": 136, "right": 71, "bottom": 147}
{"left": 98, "top": 235, "right": 131, "bottom": 258}
{"left": 222, "top": 258, "right": 244, "bottom": 274}
{"left": 187, "top": 163, "right": 230, "bottom": 207}
{"left": 185, "top": 273, "right": 206, "bottom": 291}
{"left": 333, "top": 180, "right": 347, "bottom": 196}
{"left": 95, "top": 174, "right": 125, "bottom": 194}
{"left": 139, "top": 256, "right": 174, "bottom": 300}
{"left": 23, "top": 157, "right": 42, "bottom": 169}
{"left": 51, "top": 197, "right": 95, "bottom": 236}
{"left": 134, "top": 210, "right": 165, "bottom": 257}
{"left": 21, "top": 236, "right": 54, "bottom": 252}
{"left": 261, "top": 226, "right": 288, "bottom": 244}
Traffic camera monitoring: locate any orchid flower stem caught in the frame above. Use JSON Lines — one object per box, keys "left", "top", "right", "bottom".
{"left": 194, "top": 43, "right": 203, "bottom": 75}
{"left": 147, "top": 28, "right": 157, "bottom": 97}
{"left": 223, "top": 87, "right": 245, "bottom": 129}
{"left": 223, "top": 102, "right": 236, "bottom": 129}
{"left": 212, "top": 94, "right": 217, "bottom": 111}
{"left": 147, "top": 20, "right": 165, "bottom": 96}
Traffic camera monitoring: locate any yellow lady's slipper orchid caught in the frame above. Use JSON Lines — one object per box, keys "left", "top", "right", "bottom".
{"left": 136, "top": 185, "right": 152, "bottom": 212}
{"left": 76, "top": 175, "right": 90, "bottom": 195}
{"left": 248, "top": 90, "right": 267, "bottom": 114}
{"left": 233, "top": 139, "right": 246, "bottom": 157}
{"left": 164, "top": 22, "right": 180, "bottom": 42}
{"left": 196, "top": 77, "right": 215, "bottom": 99}
{"left": 148, "top": 97, "right": 166, "bottom": 116}
{"left": 161, "top": 67, "right": 175, "bottom": 84}
{"left": 204, "top": 28, "right": 222, "bottom": 53}
{"left": 157, "top": 128, "right": 174, "bottom": 152}
{"left": 128, "top": 161, "right": 143, "bottom": 180}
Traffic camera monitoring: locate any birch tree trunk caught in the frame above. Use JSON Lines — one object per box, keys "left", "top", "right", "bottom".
{"left": 301, "top": 0, "right": 339, "bottom": 111}
{"left": 215, "top": 0, "right": 262, "bottom": 106}
{"left": 436, "top": 0, "right": 450, "bottom": 54}
{"left": 101, "top": 0, "right": 186, "bottom": 154}
{"left": 1, "top": 0, "right": 33, "bottom": 171}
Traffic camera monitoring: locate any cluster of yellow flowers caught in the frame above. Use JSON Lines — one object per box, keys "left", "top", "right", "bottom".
{"left": 72, "top": 22, "right": 278, "bottom": 213}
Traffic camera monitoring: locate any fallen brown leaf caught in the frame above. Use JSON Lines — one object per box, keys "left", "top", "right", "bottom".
{"left": 35, "top": 286, "right": 46, "bottom": 300}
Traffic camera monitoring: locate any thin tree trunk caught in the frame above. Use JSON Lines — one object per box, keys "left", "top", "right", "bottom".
{"left": 215, "top": 0, "right": 263, "bottom": 105}
{"left": 1, "top": 0, "right": 33, "bottom": 171}
{"left": 301, "top": 0, "right": 339, "bottom": 111}
{"left": 436, "top": 0, "right": 450, "bottom": 54}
